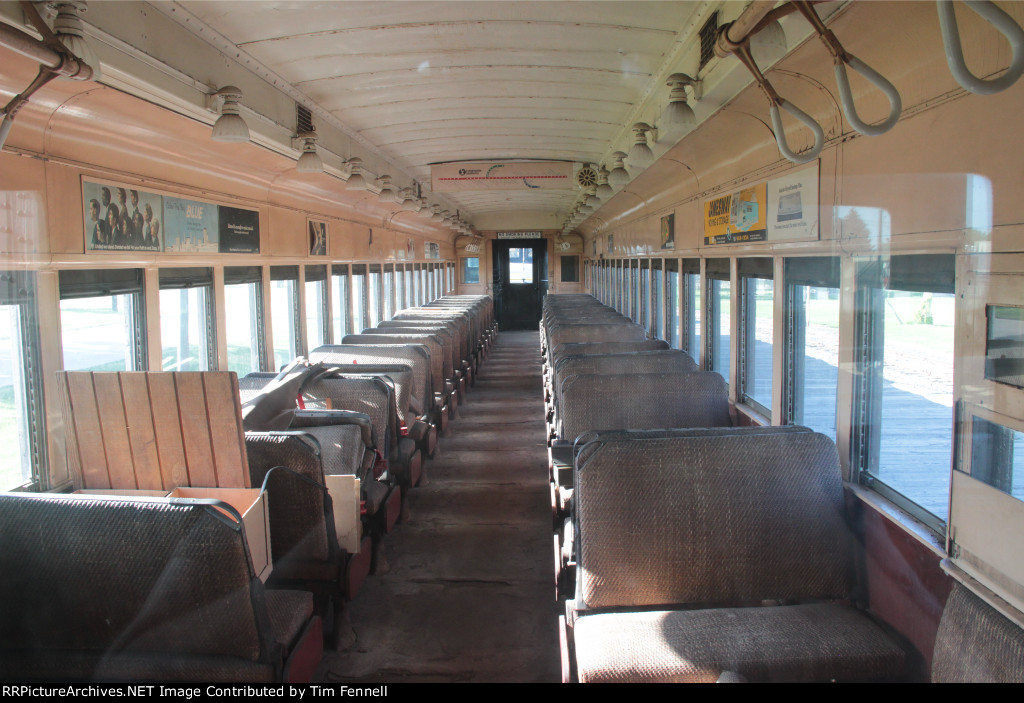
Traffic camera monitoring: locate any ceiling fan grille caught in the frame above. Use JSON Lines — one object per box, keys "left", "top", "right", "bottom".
{"left": 575, "top": 165, "right": 599, "bottom": 189}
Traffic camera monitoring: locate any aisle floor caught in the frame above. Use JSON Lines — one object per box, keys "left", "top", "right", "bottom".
{"left": 319, "top": 330, "right": 560, "bottom": 683}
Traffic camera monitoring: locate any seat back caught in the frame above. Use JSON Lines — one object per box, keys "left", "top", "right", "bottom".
{"left": 932, "top": 582, "right": 1024, "bottom": 682}
{"left": 0, "top": 492, "right": 275, "bottom": 679}
{"left": 57, "top": 371, "right": 249, "bottom": 490}
{"left": 558, "top": 372, "right": 730, "bottom": 441}
{"left": 574, "top": 432, "right": 853, "bottom": 610}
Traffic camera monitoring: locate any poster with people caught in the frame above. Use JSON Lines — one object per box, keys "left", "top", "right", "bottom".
{"left": 661, "top": 212, "right": 675, "bottom": 249}
{"left": 83, "top": 180, "right": 163, "bottom": 251}
{"left": 308, "top": 220, "right": 327, "bottom": 256}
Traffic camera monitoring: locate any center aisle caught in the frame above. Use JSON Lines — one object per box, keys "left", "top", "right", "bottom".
{"left": 320, "top": 330, "right": 561, "bottom": 683}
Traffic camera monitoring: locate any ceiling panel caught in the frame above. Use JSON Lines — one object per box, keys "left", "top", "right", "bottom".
{"left": 176, "top": 1, "right": 712, "bottom": 225}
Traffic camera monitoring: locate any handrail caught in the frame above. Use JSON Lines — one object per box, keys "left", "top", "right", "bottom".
{"left": 769, "top": 100, "right": 825, "bottom": 164}
{"left": 732, "top": 43, "right": 826, "bottom": 165}
{"left": 795, "top": 0, "right": 903, "bottom": 137}
{"left": 938, "top": 0, "right": 1024, "bottom": 95}
{"left": 834, "top": 55, "right": 903, "bottom": 136}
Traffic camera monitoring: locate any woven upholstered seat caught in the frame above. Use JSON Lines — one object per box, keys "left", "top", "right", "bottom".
{"left": 0, "top": 493, "right": 321, "bottom": 682}
{"left": 932, "top": 583, "right": 1024, "bottom": 682}
{"left": 569, "top": 432, "right": 907, "bottom": 682}
{"left": 575, "top": 604, "right": 907, "bottom": 683}
{"left": 558, "top": 371, "right": 730, "bottom": 442}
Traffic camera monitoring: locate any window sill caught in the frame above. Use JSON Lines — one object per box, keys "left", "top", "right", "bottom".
{"left": 732, "top": 402, "right": 769, "bottom": 427}
{"left": 847, "top": 482, "right": 946, "bottom": 558}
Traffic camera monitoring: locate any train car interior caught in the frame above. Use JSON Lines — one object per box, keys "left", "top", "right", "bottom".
{"left": 2, "top": 0, "right": 1024, "bottom": 683}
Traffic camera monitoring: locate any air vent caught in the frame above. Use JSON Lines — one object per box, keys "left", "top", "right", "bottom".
{"left": 699, "top": 11, "right": 720, "bottom": 70}
{"left": 296, "top": 103, "right": 313, "bottom": 133}
{"left": 575, "top": 164, "right": 598, "bottom": 189}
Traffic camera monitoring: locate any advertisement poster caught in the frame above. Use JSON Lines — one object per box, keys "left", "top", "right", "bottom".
{"left": 83, "top": 180, "right": 163, "bottom": 251}
{"left": 661, "top": 212, "right": 675, "bottom": 250}
{"left": 702, "top": 163, "right": 819, "bottom": 246}
{"left": 703, "top": 183, "right": 768, "bottom": 245}
{"left": 424, "top": 241, "right": 440, "bottom": 259}
{"left": 766, "top": 164, "right": 819, "bottom": 242}
{"left": 219, "top": 205, "right": 260, "bottom": 253}
{"left": 308, "top": 219, "right": 327, "bottom": 256}
{"left": 163, "top": 196, "right": 220, "bottom": 253}
{"left": 607, "top": 234, "right": 614, "bottom": 255}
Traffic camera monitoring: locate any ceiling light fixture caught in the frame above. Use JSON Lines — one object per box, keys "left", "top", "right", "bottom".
{"left": 376, "top": 175, "right": 400, "bottom": 202}
{"left": 627, "top": 122, "right": 655, "bottom": 169}
{"left": 52, "top": 1, "right": 101, "bottom": 81}
{"left": 345, "top": 157, "right": 367, "bottom": 190}
{"left": 295, "top": 130, "right": 322, "bottom": 173}
{"left": 607, "top": 151, "right": 630, "bottom": 187}
{"left": 659, "top": 74, "right": 700, "bottom": 135}
{"left": 210, "top": 86, "right": 250, "bottom": 143}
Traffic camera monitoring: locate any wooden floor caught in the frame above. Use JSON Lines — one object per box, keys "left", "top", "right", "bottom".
{"left": 319, "top": 330, "right": 561, "bottom": 683}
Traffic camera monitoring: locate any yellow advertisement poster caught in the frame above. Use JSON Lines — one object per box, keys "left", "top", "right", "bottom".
{"left": 703, "top": 183, "right": 768, "bottom": 245}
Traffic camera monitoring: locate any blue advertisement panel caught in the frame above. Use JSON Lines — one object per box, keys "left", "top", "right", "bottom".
{"left": 163, "top": 196, "right": 220, "bottom": 253}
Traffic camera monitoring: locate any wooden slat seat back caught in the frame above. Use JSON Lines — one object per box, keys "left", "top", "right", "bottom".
{"left": 56, "top": 371, "right": 249, "bottom": 491}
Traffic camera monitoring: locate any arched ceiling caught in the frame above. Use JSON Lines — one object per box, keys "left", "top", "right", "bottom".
{"left": 166, "top": 1, "right": 715, "bottom": 221}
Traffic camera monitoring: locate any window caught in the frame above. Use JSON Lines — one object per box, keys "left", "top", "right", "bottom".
{"left": 509, "top": 247, "right": 533, "bottom": 284}
{"left": 368, "top": 264, "right": 382, "bottom": 327}
{"left": 968, "top": 414, "right": 1024, "bottom": 502}
{"left": 384, "top": 265, "right": 395, "bottom": 320}
{"left": 738, "top": 258, "right": 774, "bottom": 414}
{"left": 351, "top": 264, "right": 367, "bottom": 333}
{"left": 561, "top": 255, "right": 579, "bottom": 284}
{"left": 666, "top": 259, "right": 679, "bottom": 348}
{"left": 639, "top": 259, "right": 650, "bottom": 332}
{"left": 0, "top": 272, "right": 46, "bottom": 491}
{"left": 159, "top": 268, "right": 215, "bottom": 371}
{"left": 412, "top": 264, "right": 421, "bottom": 306}
{"left": 332, "top": 265, "right": 350, "bottom": 341}
{"left": 682, "top": 259, "right": 701, "bottom": 365}
{"left": 59, "top": 269, "right": 146, "bottom": 372}
{"left": 305, "top": 265, "right": 328, "bottom": 352}
{"left": 853, "top": 255, "right": 956, "bottom": 529}
{"left": 224, "top": 266, "right": 264, "bottom": 376}
{"left": 462, "top": 257, "right": 480, "bottom": 284}
{"left": 783, "top": 257, "right": 840, "bottom": 438}
{"left": 270, "top": 266, "right": 300, "bottom": 371}
{"left": 652, "top": 260, "right": 663, "bottom": 340}
{"left": 706, "top": 259, "right": 731, "bottom": 381}
{"left": 396, "top": 264, "right": 407, "bottom": 311}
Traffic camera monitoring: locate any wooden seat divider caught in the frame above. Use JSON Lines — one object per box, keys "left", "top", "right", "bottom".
{"left": 56, "top": 371, "right": 250, "bottom": 490}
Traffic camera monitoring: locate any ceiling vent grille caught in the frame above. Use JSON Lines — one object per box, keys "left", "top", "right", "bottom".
{"left": 699, "top": 11, "right": 720, "bottom": 71}
{"left": 296, "top": 103, "right": 314, "bottom": 133}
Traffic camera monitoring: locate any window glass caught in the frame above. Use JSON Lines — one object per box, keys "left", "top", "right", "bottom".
{"left": 561, "top": 255, "right": 579, "bottom": 284}
{"left": 786, "top": 284, "right": 840, "bottom": 437}
{"left": 225, "top": 279, "right": 263, "bottom": 375}
{"left": 61, "top": 293, "right": 143, "bottom": 372}
{"left": 666, "top": 262, "right": 679, "bottom": 348}
{"left": 396, "top": 265, "right": 406, "bottom": 311}
{"left": 368, "top": 265, "right": 382, "bottom": 327}
{"left": 0, "top": 299, "right": 37, "bottom": 490}
{"left": 969, "top": 416, "right": 1024, "bottom": 502}
{"left": 875, "top": 290, "right": 955, "bottom": 519}
{"left": 332, "top": 267, "right": 349, "bottom": 340}
{"left": 412, "top": 265, "right": 421, "bottom": 306}
{"left": 305, "top": 278, "right": 327, "bottom": 351}
{"left": 854, "top": 255, "right": 956, "bottom": 528}
{"left": 684, "top": 273, "right": 701, "bottom": 365}
{"left": 509, "top": 248, "right": 533, "bottom": 284}
{"left": 710, "top": 279, "right": 731, "bottom": 379}
{"left": 640, "top": 262, "right": 650, "bottom": 331}
{"left": 270, "top": 277, "right": 299, "bottom": 370}
{"left": 160, "top": 287, "right": 213, "bottom": 371}
{"left": 652, "top": 263, "right": 663, "bottom": 340}
{"left": 384, "top": 268, "right": 395, "bottom": 320}
{"left": 352, "top": 266, "right": 367, "bottom": 333}
{"left": 462, "top": 258, "right": 480, "bottom": 284}
{"left": 741, "top": 277, "right": 773, "bottom": 412}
